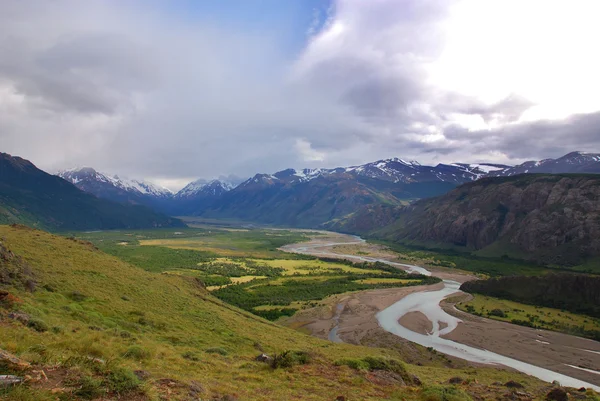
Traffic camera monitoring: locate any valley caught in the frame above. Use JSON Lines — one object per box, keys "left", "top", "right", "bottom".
{"left": 2, "top": 150, "right": 600, "bottom": 400}
{"left": 280, "top": 232, "right": 600, "bottom": 388}
{"left": 3, "top": 224, "right": 581, "bottom": 401}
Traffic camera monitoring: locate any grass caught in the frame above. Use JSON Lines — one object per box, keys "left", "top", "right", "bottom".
{"left": 0, "top": 225, "right": 559, "bottom": 400}
{"left": 67, "top": 230, "right": 438, "bottom": 320}
{"left": 457, "top": 294, "right": 600, "bottom": 338}
{"left": 137, "top": 229, "right": 311, "bottom": 259}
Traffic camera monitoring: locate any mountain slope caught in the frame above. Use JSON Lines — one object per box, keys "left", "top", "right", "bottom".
{"left": 58, "top": 167, "right": 173, "bottom": 210}
{"left": 488, "top": 151, "right": 600, "bottom": 176}
{"left": 201, "top": 172, "right": 411, "bottom": 227}
{"left": 0, "top": 225, "right": 548, "bottom": 400}
{"left": 364, "top": 174, "right": 600, "bottom": 266}
{"left": 0, "top": 153, "right": 184, "bottom": 230}
{"left": 169, "top": 179, "right": 235, "bottom": 215}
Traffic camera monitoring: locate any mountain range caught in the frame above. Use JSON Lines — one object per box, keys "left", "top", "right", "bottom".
{"left": 0, "top": 153, "right": 183, "bottom": 230}
{"left": 3, "top": 150, "right": 600, "bottom": 265}
{"left": 57, "top": 151, "right": 600, "bottom": 227}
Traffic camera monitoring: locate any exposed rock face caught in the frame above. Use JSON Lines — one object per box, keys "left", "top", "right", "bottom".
{"left": 360, "top": 175, "right": 600, "bottom": 266}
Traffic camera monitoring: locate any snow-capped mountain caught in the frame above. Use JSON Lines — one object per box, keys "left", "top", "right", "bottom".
{"left": 487, "top": 151, "right": 600, "bottom": 176}
{"left": 235, "top": 158, "right": 511, "bottom": 189}
{"left": 54, "top": 151, "right": 599, "bottom": 224}
{"left": 57, "top": 167, "right": 172, "bottom": 206}
{"left": 175, "top": 179, "right": 234, "bottom": 198}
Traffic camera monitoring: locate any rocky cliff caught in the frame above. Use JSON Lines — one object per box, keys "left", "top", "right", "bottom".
{"left": 337, "top": 174, "right": 600, "bottom": 266}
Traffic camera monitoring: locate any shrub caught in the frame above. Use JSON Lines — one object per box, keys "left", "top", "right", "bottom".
{"left": 488, "top": 309, "right": 506, "bottom": 318}
{"left": 362, "top": 356, "right": 406, "bottom": 374}
{"left": 335, "top": 358, "right": 370, "bottom": 371}
{"left": 271, "top": 350, "right": 311, "bottom": 369}
{"left": 123, "top": 345, "right": 151, "bottom": 360}
{"left": 420, "top": 386, "right": 472, "bottom": 401}
{"left": 103, "top": 367, "right": 141, "bottom": 394}
{"left": 73, "top": 375, "right": 104, "bottom": 399}
{"left": 205, "top": 347, "right": 228, "bottom": 356}
{"left": 27, "top": 318, "right": 49, "bottom": 332}
{"left": 336, "top": 356, "right": 406, "bottom": 374}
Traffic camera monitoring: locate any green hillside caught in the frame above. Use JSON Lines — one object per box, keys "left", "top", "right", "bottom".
{"left": 0, "top": 225, "right": 558, "bottom": 400}
{"left": 0, "top": 152, "right": 184, "bottom": 231}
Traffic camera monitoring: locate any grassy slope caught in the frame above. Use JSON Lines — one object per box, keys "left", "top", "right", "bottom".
{"left": 0, "top": 225, "right": 558, "bottom": 400}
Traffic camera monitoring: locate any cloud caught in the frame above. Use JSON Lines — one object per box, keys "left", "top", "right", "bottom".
{"left": 295, "top": 138, "right": 326, "bottom": 162}
{"left": 0, "top": 0, "right": 599, "bottom": 190}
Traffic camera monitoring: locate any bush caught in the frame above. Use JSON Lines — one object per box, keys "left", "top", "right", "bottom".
{"left": 335, "top": 358, "right": 370, "bottom": 371}
{"left": 336, "top": 356, "right": 406, "bottom": 374}
{"left": 205, "top": 347, "right": 228, "bottom": 356}
{"left": 123, "top": 345, "right": 151, "bottom": 360}
{"left": 488, "top": 309, "right": 506, "bottom": 318}
{"left": 271, "top": 350, "right": 311, "bottom": 369}
{"left": 27, "top": 318, "right": 49, "bottom": 332}
{"left": 420, "top": 386, "right": 472, "bottom": 401}
{"left": 103, "top": 367, "right": 141, "bottom": 394}
{"left": 73, "top": 375, "right": 104, "bottom": 399}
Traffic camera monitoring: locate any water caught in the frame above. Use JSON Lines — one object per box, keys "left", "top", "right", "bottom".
{"left": 285, "top": 235, "right": 600, "bottom": 390}
{"left": 328, "top": 303, "right": 345, "bottom": 343}
{"left": 376, "top": 280, "right": 600, "bottom": 390}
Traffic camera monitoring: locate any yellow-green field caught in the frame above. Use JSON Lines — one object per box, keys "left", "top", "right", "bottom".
{"left": 354, "top": 278, "right": 414, "bottom": 285}
{"left": 255, "top": 258, "right": 383, "bottom": 275}
{"left": 458, "top": 294, "right": 600, "bottom": 333}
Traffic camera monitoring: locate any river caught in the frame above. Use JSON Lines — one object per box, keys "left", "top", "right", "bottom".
{"left": 283, "top": 235, "right": 600, "bottom": 391}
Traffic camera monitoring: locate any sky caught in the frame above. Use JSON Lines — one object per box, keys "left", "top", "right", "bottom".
{"left": 1, "top": 0, "right": 599, "bottom": 191}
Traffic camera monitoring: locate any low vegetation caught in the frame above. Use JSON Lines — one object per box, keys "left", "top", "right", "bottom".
{"left": 457, "top": 294, "right": 600, "bottom": 341}
{"left": 0, "top": 225, "right": 563, "bottom": 400}
{"left": 69, "top": 228, "right": 439, "bottom": 321}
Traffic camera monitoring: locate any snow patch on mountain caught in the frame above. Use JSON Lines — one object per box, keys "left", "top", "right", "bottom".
{"left": 57, "top": 168, "right": 172, "bottom": 198}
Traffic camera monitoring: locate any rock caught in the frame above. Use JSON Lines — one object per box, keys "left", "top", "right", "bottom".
{"left": 0, "top": 349, "right": 31, "bottom": 371}
{"left": 410, "top": 374, "right": 422, "bottom": 386}
{"left": 8, "top": 311, "right": 30, "bottom": 325}
{"left": 0, "top": 375, "right": 23, "bottom": 387}
{"left": 134, "top": 370, "right": 151, "bottom": 380}
{"left": 448, "top": 377, "right": 464, "bottom": 384}
{"left": 189, "top": 380, "right": 204, "bottom": 397}
{"left": 255, "top": 353, "right": 272, "bottom": 363}
{"left": 546, "top": 388, "right": 568, "bottom": 401}
{"left": 505, "top": 380, "right": 524, "bottom": 389}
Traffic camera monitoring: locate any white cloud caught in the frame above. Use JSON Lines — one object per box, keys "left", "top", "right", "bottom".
{"left": 0, "top": 0, "right": 599, "bottom": 186}
{"left": 295, "top": 138, "right": 326, "bottom": 162}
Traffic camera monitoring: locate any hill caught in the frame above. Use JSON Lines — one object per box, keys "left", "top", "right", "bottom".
{"left": 0, "top": 225, "right": 553, "bottom": 400}
{"left": 331, "top": 174, "right": 600, "bottom": 267}
{"left": 0, "top": 153, "right": 184, "bottom": 230}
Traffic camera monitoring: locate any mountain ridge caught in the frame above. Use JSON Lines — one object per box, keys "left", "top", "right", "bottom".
{"left": 330, "top": 173, "right": 600, "bottom": 267}
{"left": 0, "top": 152, "right": 184, "bottom": 230}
